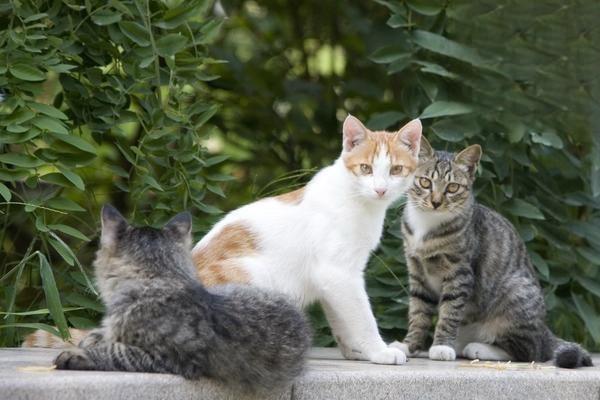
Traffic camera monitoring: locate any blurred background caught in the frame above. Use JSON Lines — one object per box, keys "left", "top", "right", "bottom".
{"left": 1, "top": 0, "right": 599, "bottom": 350}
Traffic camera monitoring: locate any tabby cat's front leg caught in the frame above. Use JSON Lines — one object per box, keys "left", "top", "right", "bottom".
{"left": 390, "top": 264, "right": 437, "bottom": 356}
{"left": 429, "top": 264, "right": 474, "bottom": 361}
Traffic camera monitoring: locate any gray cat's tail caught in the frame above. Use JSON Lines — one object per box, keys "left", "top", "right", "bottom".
{"left": 553, "top": 340, "right": 593, "bottom": 368}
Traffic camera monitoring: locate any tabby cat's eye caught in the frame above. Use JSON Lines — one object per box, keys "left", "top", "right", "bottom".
{"left": 360, "top": 164, "right": 372, "bottom": 174}
{"left": 446, "top": 183, "right": 460, "bottom": 193}
{"left": 390, "top": 165, "right": 403, "bottom": 176}
{"left": 419, "top": 177, "right": 431, "bottom": 189}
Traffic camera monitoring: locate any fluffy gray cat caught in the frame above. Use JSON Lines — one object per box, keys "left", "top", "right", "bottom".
{"left": 54, "top": 205, "right": 311, "bottom": 390}
{"left": 391, "top": 138, "right": 592, "bottom": 368}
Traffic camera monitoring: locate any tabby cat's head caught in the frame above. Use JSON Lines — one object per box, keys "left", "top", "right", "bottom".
{"left": 407, "top": 138, "right": 482, "bottom": 213}
{"left": 341, "top": 115, "right": 422, "bottom": 202}
{"left": 94, "top": 205, "right": 195, "bottom": 296}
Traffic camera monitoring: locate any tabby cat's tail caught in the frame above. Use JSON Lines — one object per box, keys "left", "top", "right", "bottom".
{"left": 553, "top": 339, "right": 593, "bottom": 368}
{"left": 21, "top": 328, "right": 89, "bottom": 348}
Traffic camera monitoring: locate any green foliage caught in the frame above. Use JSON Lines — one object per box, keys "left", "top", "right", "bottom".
{"left": 0, "top": 0, "right": 224, "bottom": 346}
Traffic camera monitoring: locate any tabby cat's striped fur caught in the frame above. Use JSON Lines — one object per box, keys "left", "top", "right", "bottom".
{"left": 390, "top": 139, "right": 592, "bottom": 368}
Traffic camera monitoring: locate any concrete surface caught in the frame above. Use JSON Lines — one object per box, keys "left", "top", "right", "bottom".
{"left": 1, "top": 347, "right": 600, "bottom": 400}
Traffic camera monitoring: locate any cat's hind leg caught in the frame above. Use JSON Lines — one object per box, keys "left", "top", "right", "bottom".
{"left": 55, "top": 342, "right": 164, "bottom": 373}
{"left": 462, "top": 342, "right": 511, "bottom": 361}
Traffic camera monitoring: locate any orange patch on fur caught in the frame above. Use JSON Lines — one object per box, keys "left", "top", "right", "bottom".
{"left": 193, "top": 223, "right": 255, "bottom": 287}
{"left": 273, "top": 187, "right": 305, "bottom": 205}
{"left": 343, "top": 130, "right": 417, "bottom": 177}
{"left": 22, "top": 328, "right": 89, "bottom": 349}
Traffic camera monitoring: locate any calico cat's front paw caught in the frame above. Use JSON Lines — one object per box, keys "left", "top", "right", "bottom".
{"left": 369, "top": 347, "right": 407, "bottom": 365}
{"left": 389, "top": 341, "right": 411, "bottom": 356}
{"left": 428, "top": 345, "right": 456, "bottom": 361}
{"left": 54, "top": 348, "right": 95, "bottom": 370}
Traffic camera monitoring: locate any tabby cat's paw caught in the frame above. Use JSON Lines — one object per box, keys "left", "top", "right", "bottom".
{"left": 54, "top": 349, "right": 95, "bottom": 370}
{"left": 428, "top": 345, "right": 456, "bottom": 361}
{"left": 369, "top": 347, "right": 407, "bottom": 365}
{"left": 79, "top": 329, "right": 104, "bottom": 348}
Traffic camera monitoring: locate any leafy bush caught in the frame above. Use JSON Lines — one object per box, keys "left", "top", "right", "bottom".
{"left": 0, "top": 0, "right": 225, "bottom": 346}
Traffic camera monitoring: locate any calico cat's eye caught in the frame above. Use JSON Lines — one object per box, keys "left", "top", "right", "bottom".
{"left": 360, "top": 164, "right": 372, "bottom": 174}
{"left": 419, "top": 177, "right": 431, "bottom": 189}
{"left": 446, "top": 183, "right": 460, "bottom": 193}
{"left": 390, "top": 165, "right": 403, "bottom": 176}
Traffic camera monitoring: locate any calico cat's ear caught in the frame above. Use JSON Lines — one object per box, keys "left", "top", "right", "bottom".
{"left": 100, "top": 204, "right": 126, "bottom": 248}
{"left": 342, "top": 114, "right": 368, "bottom": 152}
{"left": 454, "top": 144, "right": 482, "bottom": 178}
{"left": 165, "top": 211, "right": 192, "bottom": 239}
{"left": 396, "top": 119, "right": 422, "bottom": 158}
{"left": 418, "top": 135, "right": 435, "bottom": 160}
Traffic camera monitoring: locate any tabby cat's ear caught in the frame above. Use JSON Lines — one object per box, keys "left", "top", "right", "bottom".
{"left": 396, "top": 119, "right": 422, "bottom": 158}
{"left": 454, "top": 144, "right": 482, "bottom": 178}
{"left": 100, "top": 204, "right": 126, "bottom": 248}
{"left": 165, "top": 211, "right": 192, "bottom": 240}
{"left": 342, "top": 114, "right": 368, "bottom": 152}
{"left": 419, "top": 135, "right": 435, "bottom": 160}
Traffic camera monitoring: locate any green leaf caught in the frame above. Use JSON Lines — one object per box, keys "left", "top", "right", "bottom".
{"left": 412, "top": 30, "right": 487, "bottom": 67}
{"left": 9, "top": 64, "right": 46, "bottom": 81}
{"left": 29, "top": 102, "right": 69, "bottom": 120}
{"left": 530, "top": 131, "right": 563, "bottom": 149}
{"left": 406, "top": 0, "right": 444, "bottom": 16}
{"left": 370, "top": 46, "right": 411, "bottom": 64}
{"left": 64, "top": 292, "right": 104, "bottom": 313}
{"left": 203, "top": 155, "right": 229, "bottom": 167}
{"left": 528, "top": 250, "right": 549, "bottom": 279}
{"left": 39, "top": 253, "right": 70, "bottom": 339}
{"left": 575, "top": 276, "right": 600, "bottom": 299}
{"left": 505, "top": 199, "right": 545, "bottom": 220}
{"left": 572, "top": 294, "right": 600, "bottom": 343}
{"left": 431, "top": 119, "right": 466, "bottom": 142}
{"left": 0, "top": 323, "right": 60, "bottom": 337}
{"left": 0, "top": 153, "right": 44, "bottom": 168}
{"left": 0, "top": 182, "right": 12, "bottom": 202}
{"left": 48, "top": 224, "right": 91, "bottom": 242}
{"left": 366, "top": 111, "right": 406, "bottom": 130}
{"left": 48, "top": 237, "right": 75, "bottom": 266}
{"left": 419, "top": 101, "right": 474, "bottom": 119}
{"left": 0, "top": 307, "right": 83, "bottom": 316}
{"left": 32, "top": 116, "right": 69, "bottom": 134}
{"left": 119, "top": 21, "right": 150, "bottom": 47}
{"left": 155, "top": 33, "right": 189, "bottom": 57}
{"left": 57, "top": 166, "right": 85, "bottom": 190}
{"left": 53, "top": 133, "right": 97, "bottom": 153}
{"left": 91, "top": 9, "right": 122, "bottom": 25}
{"left": 46, "top": 197, "right": 86, "bottom": 212}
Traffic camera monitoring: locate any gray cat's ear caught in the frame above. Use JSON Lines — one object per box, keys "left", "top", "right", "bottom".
{"left": 454, "top": 144, "right": 482, "bottom": 177}
{"left": 419, "top": 135, "right": 435, "bottom": 160}
{"left": 396, "top": 119, "right": 422, "bottom": 158}
{"left": 342, "top": 114, "right": 368, "bottom": 152}
{"left": 100, "top": 204, "right": 126, "bottom": 248}
{"left": 165, "top": 211, "right": 192, "bottom": 239}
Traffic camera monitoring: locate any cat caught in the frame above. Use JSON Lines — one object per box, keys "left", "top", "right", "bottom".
{"left": 26, "top": 115, "right": 422, "bottom": 365}
{"left": 54, "top": 205, "right": 311, "bottom": 391}
{"left": 189, "top": 115, "right": 422, "bottom": 365}
{"left": 390, "top": 138, "right": 592, "bottom": 368}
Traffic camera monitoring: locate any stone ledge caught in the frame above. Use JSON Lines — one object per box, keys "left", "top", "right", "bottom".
{"left": 1, "top": 348, "right": 599, "bottom": 400}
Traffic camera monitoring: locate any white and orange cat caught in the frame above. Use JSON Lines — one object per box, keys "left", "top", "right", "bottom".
{"left": 24, "top": 115, "right": 422, "bottom": 365}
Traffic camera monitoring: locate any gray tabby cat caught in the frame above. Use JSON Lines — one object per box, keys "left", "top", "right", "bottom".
{"left": 390, "top": 139, "right": 592, "bottom": 368}
{"left": 54, "top": 205, "right": 311, "bottom": 390}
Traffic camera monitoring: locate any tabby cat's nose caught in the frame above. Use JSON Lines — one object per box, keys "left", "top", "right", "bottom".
{"left": 432, "top": 200, "right": 442, "bottom": 209}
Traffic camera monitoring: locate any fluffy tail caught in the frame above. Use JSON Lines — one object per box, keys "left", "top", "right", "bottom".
{"left": 21, "top": 328, "right": 90, "bottom": 348}
{"left": 554, "top": 340, "right": 593, "bottom": 368}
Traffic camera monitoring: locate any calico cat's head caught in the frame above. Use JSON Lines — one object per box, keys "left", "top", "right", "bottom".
{"left": 341, "top": 115, "right": 422, "bottom": 202}
{"left": 94, "top": 205, "right": 195, "bottom": 298}
{"left": 408, "top": 138, "right": 482, "bottom": 213}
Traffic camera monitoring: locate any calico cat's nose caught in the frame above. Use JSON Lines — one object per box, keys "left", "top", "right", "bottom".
{"left": 374, "top": 188, "right": 387, "bottom": 197}
{"left": 432, "top": 200, "right": 442, "bottom": 209}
